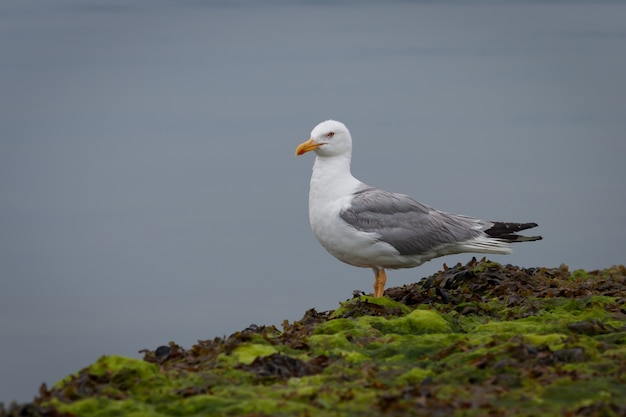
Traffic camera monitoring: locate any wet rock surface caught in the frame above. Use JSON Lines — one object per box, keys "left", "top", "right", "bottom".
{"left": 3, "top": 259, "right": 626, "bottom": 417}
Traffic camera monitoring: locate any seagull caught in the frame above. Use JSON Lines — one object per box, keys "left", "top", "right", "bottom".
{"left": 295, "top": 120, "right": 542, "bottom": 298}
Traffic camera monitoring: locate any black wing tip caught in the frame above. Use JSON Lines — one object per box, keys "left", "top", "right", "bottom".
{"left": 485, "top": 221, "right": 542, "bottom": 243}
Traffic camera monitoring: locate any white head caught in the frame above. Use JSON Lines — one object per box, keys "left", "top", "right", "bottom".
{"left": 295, "top": 120, "right": 352, "bottom": 158}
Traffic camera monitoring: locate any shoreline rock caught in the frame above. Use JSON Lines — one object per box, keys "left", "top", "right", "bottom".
{"left": 3, "top": 258, "right": 626, "bottom": 417}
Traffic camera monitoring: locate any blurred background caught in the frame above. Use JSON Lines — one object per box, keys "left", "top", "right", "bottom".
{"left": 1, "top": 0, "right": 625, "bottom": 404}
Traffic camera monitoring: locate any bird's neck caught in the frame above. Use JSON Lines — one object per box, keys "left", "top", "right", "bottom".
{"left": 310, "top": 153, "right": 361, "bottom": 201}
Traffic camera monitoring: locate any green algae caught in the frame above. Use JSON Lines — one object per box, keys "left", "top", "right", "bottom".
{"left": 374, "top": 308, "right": 454, "bottom": 334}
{"left": 6, "top": 259, "right": 626, "bottom": 417}
{"left": 229, "top": 343, "right": 278, "bottom": 365}
{"left": 397, "top": 367, "right": 434, "bottom": 385}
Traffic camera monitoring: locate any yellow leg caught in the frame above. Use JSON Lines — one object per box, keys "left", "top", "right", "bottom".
{"left": 372, "top": 268, "right": 387, "bottom": 298}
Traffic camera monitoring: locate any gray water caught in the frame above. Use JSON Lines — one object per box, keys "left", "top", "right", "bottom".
{"left": 1, "top": 0, "right": 625, "bottom": 404}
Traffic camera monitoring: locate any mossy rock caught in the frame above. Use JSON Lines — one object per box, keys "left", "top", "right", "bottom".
{"left": 4, "top": 259, "right": 626, "bottom": 417}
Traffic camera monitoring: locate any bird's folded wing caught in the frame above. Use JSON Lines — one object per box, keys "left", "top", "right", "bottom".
{"left": 339, "top": 187, "right": 485, "bottom": 256}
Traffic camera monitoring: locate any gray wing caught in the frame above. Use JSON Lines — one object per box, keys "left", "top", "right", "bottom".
{"left": 339, "top": 187, "right": 486, "bottom": 256}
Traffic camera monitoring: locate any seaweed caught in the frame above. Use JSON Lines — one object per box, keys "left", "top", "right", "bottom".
{"left": 2, "top": 259, "right": 626, "bottom": 417}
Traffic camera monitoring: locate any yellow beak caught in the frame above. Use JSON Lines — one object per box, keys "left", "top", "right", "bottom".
{"left": 295, "top": 138, "right": 324, "bottom": 156}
